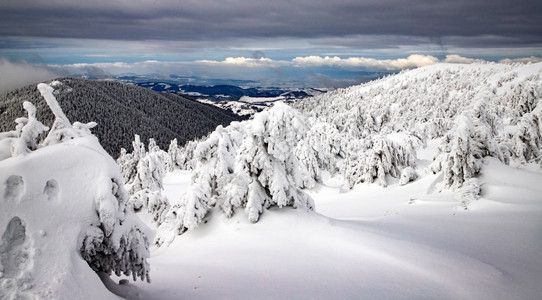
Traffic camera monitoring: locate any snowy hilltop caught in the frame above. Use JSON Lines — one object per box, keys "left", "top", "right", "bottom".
{"left": 293, "top": 62, "right": 542, "bottom": 203}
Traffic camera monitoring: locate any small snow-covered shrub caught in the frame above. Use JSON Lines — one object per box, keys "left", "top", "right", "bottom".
{"left": 458, "top": 178, "right": 481, "bottom": 209}
{"left": 128, "top": 189, "right": 170, "bottom": 224}
{"left": 399, "top": 167, "right": 418, "bottom": 186}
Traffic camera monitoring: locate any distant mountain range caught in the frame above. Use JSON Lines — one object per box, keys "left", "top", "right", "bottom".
{"left": 135, "top": 82, "right": 327, "bottom": 101}
{"left": 132, "top": 81, "right": 327, "bottom": 116}
{"left": 0, "top": 78, "right": 244, "bottom": 157}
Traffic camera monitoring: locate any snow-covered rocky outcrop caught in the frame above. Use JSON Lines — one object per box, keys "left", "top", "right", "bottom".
{"left": 0, "top": 82, "right": 151, "bottom": 299}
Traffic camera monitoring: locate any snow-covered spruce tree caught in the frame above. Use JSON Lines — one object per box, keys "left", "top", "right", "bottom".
{"left": 468, "top": 91, "right": 505, "bottom": 163}
{"left": 504, "top": 100, "right": 542, "bottom": 165}
{"left": 508, "top": 81, "right": 540, "bottom": 122}
{"left": 117, "top": 135, "right": 147, "bottom": 184}
{"left": 80, "top": 177, "right": 151, "bottom": 282}
{"left": 156, "top": 123, "right": 244, "bottom": 241}
{"left": 156, "top": 103, "right": 314, "bottom": 245}
{"left": 149, "top": 138, "right": 173, "bottom": 173}
{"left": 470, "top": 90, "right": 500, "bottom": 136}
{"left": 295, "top": 121, "right": 344, "bottom": 183}
{"left": 295, "top": 137, "right": 321, "bottom": 184}
{"left": 429, "top": 113, "right": 502, "bottom": 190}
{"left": 342, "top": 136, "right": 416, "bottom": 188}
{"left": 222, "top": 102, "right": 314, "bottom": 222}
{"left": 177, "top": 139, "right": 199, "bottom": 170}
{"left": 168, "top": 138, "right": 182, "bottom": 169}
{"left": 128, "top": 138, "right": 171, "bottom": 224}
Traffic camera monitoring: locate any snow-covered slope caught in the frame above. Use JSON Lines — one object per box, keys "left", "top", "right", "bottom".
{"left": 293, "top": 62, "right": 542, "bottom": 193}
{"left": 295, "top": 62, "right": 541, "bottom": 134}
{"left": 129, "top": 158, "right": 542, "bottom": 299}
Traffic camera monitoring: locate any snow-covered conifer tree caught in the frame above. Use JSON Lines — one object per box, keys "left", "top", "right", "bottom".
{"left": 10, "top": 101, "right": 49, "bottom": 157}
{"left": 176, "top": 139, "right": 199, "bottom": 170}
{"left": 342, "top": 136, "right": 416, "bottom": 188}
{"left": 430, "top": 115, "right": 482, "bottom": 189}
{"left": 160, "top": 124, "right": 243, "bottom": 234}
{"left": 221, "top": 102, "right": 314, "bottom": 222}
{"left": 156, "top": 103, "right": 315, "bottom": 244}
{"left": 295, "top": 121, "right": 343, "bottom": 183}
{"left": 128, "top": 138, "right": 171, "bottom": 224}
{"left": 168, "top": 138, "right": 182, "bottom": 168}
{"left": 295, "top": 137, "right": 321, "bottom": 184}
{"left": 80, "top": 177, "right": 150, "bottom": 282}
{"left": 117, "top": 135, "right": 146, "bottom": 184}
{"left": 507, "top": 104, "right": 542, "bottom": 165}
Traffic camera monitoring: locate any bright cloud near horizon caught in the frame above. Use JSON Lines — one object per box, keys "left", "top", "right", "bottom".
{"left": 1, "top": 0, "right": 541, "bottom": 90}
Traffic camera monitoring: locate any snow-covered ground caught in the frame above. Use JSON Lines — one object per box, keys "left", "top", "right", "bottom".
{"left": 128, "top": 148, "right": 542, "bottom": 299}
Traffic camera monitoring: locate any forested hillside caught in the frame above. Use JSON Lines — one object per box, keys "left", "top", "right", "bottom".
{"left": 0, "top": 78, "right": 244, "bottom": 156}
{"left": 292, "top": 62, "right": 541, "bottom": 193}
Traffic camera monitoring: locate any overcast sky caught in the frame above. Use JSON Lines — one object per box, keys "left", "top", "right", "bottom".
{"left": 1, "top": 0, "right": 541, "bottom": 89}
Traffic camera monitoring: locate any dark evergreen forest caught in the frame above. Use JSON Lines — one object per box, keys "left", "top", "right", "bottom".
{"left": 0, "top": 78, "right": 245, "bottom": 157}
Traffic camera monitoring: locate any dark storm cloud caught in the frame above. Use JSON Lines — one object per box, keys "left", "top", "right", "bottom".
{"left": 1, "top": 0, "right": 541, "bottom": 48}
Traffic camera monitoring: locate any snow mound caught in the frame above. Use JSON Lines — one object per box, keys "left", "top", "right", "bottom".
{"left": 0, "top": 82, "right": 151, "bottom": 299}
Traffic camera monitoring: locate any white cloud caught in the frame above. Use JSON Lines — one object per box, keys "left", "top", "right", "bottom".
{"left": 292, "top": 54, "right": 439, "bottom": 70}
{"left": 0, "top": 59, "right": 59, "bottom": 94}
{"left": 498, "top": 56, "right": 542, "bottom": 64}
{"left": 196, "top": 57, "right": 276, "bottom": 67}
{"left": 443, "top": 55, "right": 485, "bottom": 64}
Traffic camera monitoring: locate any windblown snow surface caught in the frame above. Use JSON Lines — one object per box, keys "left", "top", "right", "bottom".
{"left": 128, "top": 150, "right": 542, "bottom": 299}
